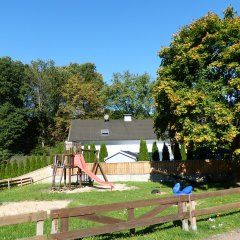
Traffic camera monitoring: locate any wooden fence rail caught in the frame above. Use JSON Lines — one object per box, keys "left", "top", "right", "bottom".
{"left": 49, "top": 187, "right": 240, "bottom": 240}
{"left": 0, "top": 177, "right": 33, "bottom": 189}
{"left": 1, "top": 187, "right": 240, "bottom": 239}
{"left": 0, "top": 211, "right": 47, "bottom": 240}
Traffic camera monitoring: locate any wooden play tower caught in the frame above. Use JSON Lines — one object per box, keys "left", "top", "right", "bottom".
{"left": 51, "top": 143, "right": 109, "bottom": 190}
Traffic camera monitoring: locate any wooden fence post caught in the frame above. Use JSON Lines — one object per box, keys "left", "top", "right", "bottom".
{"left": 7, "top": 179, "right": 10, "bottom": 189}
{"left": 189, "top": 200, "right": 197, "bottom": 231}
{"left": 36, "top": 220, "right": 44, "bottom": 236}
{"left": 181, "top": 202, "right": 189, "bottom": 231}
{"left": 127, "top": 208, "right": 135, "bottom": 235}
{"left": 51, "top": 218, "right": 59, "bottom": 234}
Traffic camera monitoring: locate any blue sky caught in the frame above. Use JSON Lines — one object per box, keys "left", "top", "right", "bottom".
{"left": 0, "top": 0, "right": 239, "bottom": 83}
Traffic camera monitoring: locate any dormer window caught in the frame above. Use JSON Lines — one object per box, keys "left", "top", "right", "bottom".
{"left": 101, "top": 129, "right": 109, "bottom": 136}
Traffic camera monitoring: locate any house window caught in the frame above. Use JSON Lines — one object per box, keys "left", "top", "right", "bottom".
{"left": 101, "top": 129, "right": 109, "bottom": 136}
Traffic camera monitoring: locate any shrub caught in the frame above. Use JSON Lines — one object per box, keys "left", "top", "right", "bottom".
{"left": 12, "top": 160, "right": 18, "bottom": 178}
{"left": 5, "top": 160, "right": 12, "bottom": 178}
{"left": 0, "top": 164, "right": 5, "bottom": 180}
{"left": 49, "top": 155, "right": 54, "bottom": 166}
{"left": 30, "top": 155, "right": 36, "bottom": 171}
{"left": 151, "top": 141, "right": 160, "bottom": 161}
{"left": 99, "top": 143, "right": 108, "bottom": 162}
{"left": 42, "top": 154, "right": 48, "bottom": 167}
{"left": 25, "top": 157, "right": 30, "bottom": 173}
{"left": 83, "top": 144, "right": 90, "bottom": 162}
{"left": 138, "top": 139, "right": 150, "bottom": 161}
{"left": 18, "top": 161, "right": 24, "bottom": 176}
{"left": 173, "top": 142, "right": 182, "bottom": 160}
{"left": 180, "top": 144, "right": 187, "bottom": 161}
{"left": 89, "top": 143, "right": 96, "bottom": 163}
{"left": 162, "top": 142, "right": 170, "bottom": 161}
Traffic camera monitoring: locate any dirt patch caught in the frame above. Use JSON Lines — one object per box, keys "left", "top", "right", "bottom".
{"left": 0, "top": 200, "right": 70, "bottom": 217}
{"left": 51, "top": 183, "right": 138, "bottom": 194}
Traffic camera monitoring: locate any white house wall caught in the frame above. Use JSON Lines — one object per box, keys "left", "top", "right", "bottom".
{"left": 66, "top": 140, "right": 173, "bottom": 161}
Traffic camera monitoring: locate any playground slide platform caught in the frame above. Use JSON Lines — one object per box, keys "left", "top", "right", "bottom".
{"left": 74, "top": 154, "right": 114, "bottom": 189}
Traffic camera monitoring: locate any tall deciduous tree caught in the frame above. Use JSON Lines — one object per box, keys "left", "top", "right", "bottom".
{"left": 26, "top": 59, "right": 65, "bottom": 146}
{"left": 154, "top": 7, "right": 240, "bottom": 158}
{"left": 0, "top": 57, "right": 30, "bottom": 161}
{"left": 105, "top": 71, "right": 154, "bottom": 119}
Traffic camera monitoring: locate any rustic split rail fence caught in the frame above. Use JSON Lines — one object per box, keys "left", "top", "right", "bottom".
{"left": 1, "top": 187, "right": 240, "bottom": 239}
{"left": 0, "top": 177, "right": 33, "bottom": 189}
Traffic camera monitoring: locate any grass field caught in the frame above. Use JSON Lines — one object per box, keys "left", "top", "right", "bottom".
{"left": 0, "top": 181, "right": 240, "bottom": 240}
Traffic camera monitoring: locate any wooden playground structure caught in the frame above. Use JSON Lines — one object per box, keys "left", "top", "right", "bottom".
{"left": 51, "top": 144, "right": 111, "bottom": 190}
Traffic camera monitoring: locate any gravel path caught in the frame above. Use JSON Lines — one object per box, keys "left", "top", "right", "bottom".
{"left": 204, "top": 229, "right": 240, "bottom": 240}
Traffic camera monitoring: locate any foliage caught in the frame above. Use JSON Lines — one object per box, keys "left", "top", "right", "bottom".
{"left": 24, "top": 157, "right": 30, "bottom": 174}
{"left": 18, "top": 161, "right": 24, "bottom": 176}
{"left": 88, "top": 143, "right": 96, "bottom": 163}
{"left": 180, "top": 144, "right": 187, "bottom": 161}
{"left": 36, "top": 155, "right": 42, "bottom": 169}
{"left": 138, "top": 139, "right": 150, "bottom": 161}
{"left": 105, "top": 71, "right": 154, "bottom": 119}
{"left": 162, "top": 143, "right": 170, "bottom": 161}
{"left": 173, "top": 142, "right": 182, "bottom": 160}
{"left": 12, "top": 160, "right": 18, "bottom": 178}
{"left": 154, "top": 7, "right": 240, "bottom": 158}
{"left": 83, "top": 144, "right": 90, "bottom": 162}
{"left": 5, "top": 160, "right": 12, "bottom": 178}
{"left": 55, "top": 64, "right": 105, "bottom": 140}
{"left": 99, "top": 143, "right": 108, "bottom": 162}
{"left": 0, "top": 164, "right": 5, "bottom": 180}
{"left": 42, "top": 154, "right": 48, "bottom": 167}
{"left": 30, "top": 155, "right": 36, "bottom": 171}
{"left": 0, "top": 57, "right": 30, "bottom": 161}
{"left": 151, "top": 141, "right": 160, "bottom": 161}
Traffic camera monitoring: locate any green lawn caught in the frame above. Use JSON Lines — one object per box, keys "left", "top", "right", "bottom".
{"left": 0, "top": 181, "right": 240, "bottom": 240}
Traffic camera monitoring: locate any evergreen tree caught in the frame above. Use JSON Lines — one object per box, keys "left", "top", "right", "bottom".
{"left": 151, "top": 141, "right": 160, "bottom": 161}
{"left": 138, "top": 139, "right": 150, "bottom": 161}
{"left": 162, "top": 143, "right": 170, "bottom": 161}
{"left": 12, "top": 160, "right": 18, "bottom": 178}
{"left": 49, "top": 155, "right": 54, "bottom": 165}
{"left": 36, "top": 155, "right": 41, "bottom": 169}
{"left": 0, "top": 164, "right": 5, "bottom": 180}
{"left": 25, "top": 157, "right": 30, "bottom": 173}
{"left": 83, "top": 144, "right": 90, "bottom": 162}
{"left": 173, "top": 142, "right": 182, "bottom": 161}
{"left": 99, "top": 143, "right": 108, "bottom": 162}
{"left": 5, "top": 160, "right": 12, "bottom": 178}
{"left": 42, "top": 154, "right": 48, "bottom": 167}
{"left": 30, "top": 155, "right": 36, "bottom": 171}
{"left": 18, "top": 161, "right": 24, "bottom": 176}
{"left": 180, "top": 144, "right": 187, "bottom": 161}
{"left": 89, "top": 143, "right": 96, "bottom": 163}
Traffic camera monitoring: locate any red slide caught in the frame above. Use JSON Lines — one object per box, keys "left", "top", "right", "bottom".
{"left": 74, "top": 154, "right": 114, "bottom": 189}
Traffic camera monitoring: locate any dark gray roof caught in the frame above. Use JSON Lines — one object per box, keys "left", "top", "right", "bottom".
{"left": 68, "top": 119, "right": 157, "bottom": 142}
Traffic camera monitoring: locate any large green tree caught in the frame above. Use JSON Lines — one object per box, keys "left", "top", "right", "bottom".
{"left": 55, "top": 74, "right": 104, "bottom": 140}
{"left": 26, "top": 59, "right": 65, "bottom": 146}
{"left": 0, "top": 57, "right": 30, "bottom": 161}
{"left": 105, "top": 71, "right": 154, "bottom": 119}
{"left": 154, "top": 7, "right": 240, "bottom": 158}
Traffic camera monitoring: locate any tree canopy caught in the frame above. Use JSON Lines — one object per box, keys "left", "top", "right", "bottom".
{"left": 154, "top": 7, "right": 240, "bottom": 158}
{"left": 105, "top": 71, "right": 154, "bottom": 119}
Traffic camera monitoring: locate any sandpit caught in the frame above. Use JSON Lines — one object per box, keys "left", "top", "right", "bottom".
{"left": 0, "top": 184, "right": 138, "bottom": 217}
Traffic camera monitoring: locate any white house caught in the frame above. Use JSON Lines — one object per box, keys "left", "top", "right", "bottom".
{"left": 66, "top": 114, "right": 173, "bottom": 161}
{"left": 105, "top": 151, "right": 138, "bottom": 163}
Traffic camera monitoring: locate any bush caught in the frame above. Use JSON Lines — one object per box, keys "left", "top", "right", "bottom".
{"left": 5, "top": 160, "right": 12, "bottom": 178}
{"left": 138, "top": 139, "right": 150, "bottom": 161}
{"left": 18, "top": 161, "right": 24, "bottom": 176}
{"left": 99, "top": 143, "right": 108, "bottom": 162}
{"left": 30, "top": 155, "right": 36, "bottom": 171}
{"left": 42, "top": 154, "right": 48, "bottom": 167}
{"left": 25, "top": 157, "right": 30, "bottom": 173}
{"left": 162, "top": 143, "right": 170, "bottom": 161}
{"left": 151, "top": 141, "right": 160, "bottom": 161}
{"left": 173, "top": 142, "right": 182, "bottom": 160}
{"left": 180, "top": 144, "right": 187, "bottom": 161}
{"left": 12, "top": 160, "right": 18, "bottom": 178}
{"left": 83, "top": 144, "right": 90, "bottom": 162}
{"left": 88, "top": 143, "right": 96, "bottom": 163}
{"left": 0, "top": 164, "right": 5, "bottom": 180}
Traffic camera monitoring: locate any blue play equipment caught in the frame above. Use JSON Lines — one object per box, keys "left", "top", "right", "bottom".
{"left": 173, "top": 183, "right": 192, "bottom": 196}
